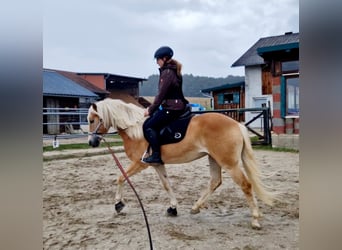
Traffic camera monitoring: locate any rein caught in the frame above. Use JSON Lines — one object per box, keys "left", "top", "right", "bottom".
{"left": 100, "top": 135, "right": 154, "bottom": 250}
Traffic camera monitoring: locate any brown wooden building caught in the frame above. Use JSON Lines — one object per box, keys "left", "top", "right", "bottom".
{"left": 77, "top": 73, "right": 148, "bottom": 107}
{"left": 201, "top": 81, "right": 245, "bottom": 121}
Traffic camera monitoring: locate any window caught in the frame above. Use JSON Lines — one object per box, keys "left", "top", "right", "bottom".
{"left": 281, "top": 76, "right": 299, "bottom": 116}
{"left": 286, "top": 77, "right": 299, "bottom": 115}
{"left": 282, "top": 60, "right": 299, "bottom": 73}
{"left": 218, "top": 92, "right": 240, "bottom": 104}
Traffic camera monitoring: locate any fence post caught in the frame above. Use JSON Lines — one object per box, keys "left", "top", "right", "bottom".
{"left": 262, "top": 108, "right": 272, "bottom": 145}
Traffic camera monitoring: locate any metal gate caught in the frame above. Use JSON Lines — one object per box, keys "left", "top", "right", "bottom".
{"left": 192, "top": 106, "right": 272, "bottom": 145}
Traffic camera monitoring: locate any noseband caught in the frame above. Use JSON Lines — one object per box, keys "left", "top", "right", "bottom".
{"left": 89, "top": 119, "right": 104, "bottom": 147}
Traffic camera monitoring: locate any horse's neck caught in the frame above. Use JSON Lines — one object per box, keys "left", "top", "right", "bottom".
{"left": 117, "top": 129, "right": 131, "bottom": 142}
{"left": 117, "top": 129, "right": 146, "bottom": 159}
{"left": 117, "top": 129, "right": 144, "bottom": 147}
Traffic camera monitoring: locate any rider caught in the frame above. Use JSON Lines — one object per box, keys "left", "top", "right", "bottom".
{"left": 142, "top": 46, "right": 189, "bottom": 164}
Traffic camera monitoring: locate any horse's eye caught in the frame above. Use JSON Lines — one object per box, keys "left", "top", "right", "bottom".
{"left": 89, "top": 120, "right": 94, "bottom": 124}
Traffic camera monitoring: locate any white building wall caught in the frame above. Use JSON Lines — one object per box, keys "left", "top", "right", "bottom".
{"left": 244, "top": 66, "right": 272, "bottom": 128}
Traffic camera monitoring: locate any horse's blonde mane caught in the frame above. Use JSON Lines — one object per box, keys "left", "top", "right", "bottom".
{"left": 92, "top": 98, "right": 146, "bottom": 139}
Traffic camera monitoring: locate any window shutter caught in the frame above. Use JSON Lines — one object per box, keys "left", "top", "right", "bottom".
{"left": 218, "top": 93, "right": 224, "bottom": 105}
{"left": 233, "top": 92, "right": 240, "bottom": 104}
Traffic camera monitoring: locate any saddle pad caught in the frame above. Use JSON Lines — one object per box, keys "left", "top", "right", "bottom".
{"left": 159, "top": 113, "right": 194, "bottom": 145}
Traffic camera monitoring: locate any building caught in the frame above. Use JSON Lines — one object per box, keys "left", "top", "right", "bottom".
{"left": 231, "top": 32, "right": 299, "bottom": 149}
{"left": 76, "top": 73, "right": 148, "bottom": 107}
{"left": 201, "top": 81, "right": 245, "bottom": 121}
{"left": 56, "top": 70, "right": 110, "bottom": 102}
{"left": 43, "top": 68, "right": 150, "bottom": 135}
{"left": 43, "top": 69, "right": 104, "bottom": 134}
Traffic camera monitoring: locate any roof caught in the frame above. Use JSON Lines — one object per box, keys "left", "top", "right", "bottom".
{"left": 231, "top": 32, "right": 299, "bottom": 67}
{"left": 77, "top": 72, "right": 147, "bottom": 82}
{"left": 56, "top": 70, "right": 109, "bottom": 95}
{"left": 43, "top": 69, "right": 98, "bottom": 98}
{"left": 201, "top": 81, "right": 245, "bottom": 93}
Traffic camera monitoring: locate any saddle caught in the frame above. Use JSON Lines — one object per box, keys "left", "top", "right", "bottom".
{"left": 158, "top": 109, "right": 194, "bottom": 145}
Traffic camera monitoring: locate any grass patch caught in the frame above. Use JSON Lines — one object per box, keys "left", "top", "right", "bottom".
{"left": 250, "top": 136, "right": 299, "bottom": 153}
{"left": 252, "top": 144, "right": 299, "bottom": 153}
{"left": 43, "top": 141, "right": 123, "bottom": 152}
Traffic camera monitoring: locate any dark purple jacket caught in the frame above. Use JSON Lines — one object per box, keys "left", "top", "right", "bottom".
{"left": 148, "top": 62, "right": 188, "bottom": 114}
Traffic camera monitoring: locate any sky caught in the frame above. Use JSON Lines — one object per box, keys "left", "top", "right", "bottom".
{"left": 43, "top": 0, "right": 299, "bottom": 78}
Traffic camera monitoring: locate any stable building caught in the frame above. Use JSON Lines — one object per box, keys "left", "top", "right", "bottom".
{"left": 77, "top": 73, "right": 148, "bottom": 107}
{"left": 43, "top": 69, "right": 102, "bottom": 134}
{"left": 201, "top": 81, "right": 245, "bottom": 121}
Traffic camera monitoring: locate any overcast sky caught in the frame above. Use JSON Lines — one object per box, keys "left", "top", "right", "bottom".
{"left": 43, "top": 0, "right": 299, "bottom": 78}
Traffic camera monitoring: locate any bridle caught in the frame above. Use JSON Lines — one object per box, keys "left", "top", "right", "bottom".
{"left": 88, "top": 118, "right": 105, "bottom": 148}
{"left": 91, "top": 118, "right": 104, "bottom": 135}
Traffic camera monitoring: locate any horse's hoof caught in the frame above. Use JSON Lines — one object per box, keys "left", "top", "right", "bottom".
{"left": 251, "top": 219, "right": 262, "bottom": 230}
{"left": 167, "top": 207, "right": 177, "bottom": 217}
{"left": 190, "top": 208, "right": 200, "bottom": 214}
{"left": 115, "top": 201, "right": 125, "bottom": 213}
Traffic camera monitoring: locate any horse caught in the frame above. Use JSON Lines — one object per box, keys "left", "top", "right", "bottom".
{"left": 87, "top": 98, "right": 275, "bottom": 229}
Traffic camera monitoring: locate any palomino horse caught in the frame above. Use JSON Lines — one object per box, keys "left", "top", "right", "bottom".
{"left": 87, "top": 98, "right": 275, "bottom": 229}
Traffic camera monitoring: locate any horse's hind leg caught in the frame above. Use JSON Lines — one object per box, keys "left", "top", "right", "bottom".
{"left": 191, "top": 156, "right": 222, "bottom": 214}
{"left": 153, "top": 165, "right": 178, "bottom": 216}
{"left": 228, "top": 163, "right": 261, "bottom": 229}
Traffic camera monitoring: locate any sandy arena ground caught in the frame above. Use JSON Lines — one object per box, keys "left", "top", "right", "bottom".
{"left": 43, "top": 149, "right": 299, "bottom": 250}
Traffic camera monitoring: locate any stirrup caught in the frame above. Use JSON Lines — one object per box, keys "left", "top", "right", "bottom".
{"left": 141, "top": 150, "right": 150, "bottom": 161}
{"left": 142, "top": 155, "right": 163, "bottom": 164}
{"left": 141, "top": 152, "right": 164, "bottom": 165}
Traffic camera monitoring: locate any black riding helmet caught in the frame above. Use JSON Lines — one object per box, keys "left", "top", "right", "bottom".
{"left": 154, "top": 46, "right": 173, "bottom": 59}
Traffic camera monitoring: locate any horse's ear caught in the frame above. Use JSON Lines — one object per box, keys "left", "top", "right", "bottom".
{"left": 91, "top": 103, "right": 97, "bottom": 111}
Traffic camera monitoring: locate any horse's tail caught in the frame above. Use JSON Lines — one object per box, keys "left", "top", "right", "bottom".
{"left": 238, "top": 123, "right": 275, "bottom": 206}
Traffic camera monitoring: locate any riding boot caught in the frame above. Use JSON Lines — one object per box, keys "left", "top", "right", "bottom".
{"left": 142, "top": 128, "right": 164, "bottom": 165}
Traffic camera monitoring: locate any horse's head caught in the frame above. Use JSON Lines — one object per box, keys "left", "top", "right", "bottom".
{"left": 87, "top": 103, "right": 108, "bottom": 147}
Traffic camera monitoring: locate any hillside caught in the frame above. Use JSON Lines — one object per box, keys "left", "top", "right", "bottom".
{"left": 140, "top": 74, "right": 244, "bottom": 97}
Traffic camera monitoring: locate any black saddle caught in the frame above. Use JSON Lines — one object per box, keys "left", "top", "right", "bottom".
{"left": 159, "top": 109, "right": 194, "bottom": 145}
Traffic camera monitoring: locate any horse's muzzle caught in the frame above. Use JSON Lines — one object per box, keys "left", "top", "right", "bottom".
{"left": 88, "top": 134, "right": 101, "bottom": 147}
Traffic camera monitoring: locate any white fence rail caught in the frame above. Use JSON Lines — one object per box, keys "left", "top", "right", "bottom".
{"left": 43, "top": 107, "right": 89, "bottom": 137}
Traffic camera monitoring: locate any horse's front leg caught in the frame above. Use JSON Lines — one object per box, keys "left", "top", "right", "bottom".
{"left": 114, "top": 161, "right": 147, "bottom": 213}
{"left": 153, "top": 165, "right": 178, "bottom": 216}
